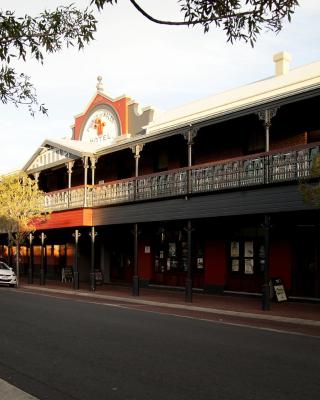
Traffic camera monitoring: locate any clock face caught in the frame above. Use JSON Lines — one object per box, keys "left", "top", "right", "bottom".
{"left": 81, "top": 107, "right": 120, "bottom": 144}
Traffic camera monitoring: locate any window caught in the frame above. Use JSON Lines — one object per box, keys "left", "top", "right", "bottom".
{"left": 154, "top": 150, "right": 168, "bottom": 172}
{"left": 308, "top": 129, "right": 320, "bottom": 143}
{"left": 244, "top": 130, "right": 265, "bottom": 154}
{"left": 230, "top": 239, "right": 264, "bottom": 275}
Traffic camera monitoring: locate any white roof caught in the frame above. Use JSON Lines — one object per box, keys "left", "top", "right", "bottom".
{"left": 145, "top": 59, "right": 320, "bottom": 136}
{"left": 45, "top": 138, "right": 103, "bottom": 155}
{"left": 23, "top": 134, "right": 136, "bottom": 173}
{"left": 23, "top": 55, "right": 320, "bottom": 173}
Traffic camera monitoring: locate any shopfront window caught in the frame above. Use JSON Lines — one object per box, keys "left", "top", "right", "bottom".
{"left": 154, "top": 236, "right": 187, "bottom": 273}
{"left": 230, "top": 239, "right": 264, "bottom": 275}
{"left": 154, "top": 229, "right": 204, "bottom": 273}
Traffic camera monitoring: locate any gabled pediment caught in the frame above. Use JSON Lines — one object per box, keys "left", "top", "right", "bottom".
{"left": 23, "top": 139, "right": 86, "bottom": 174}
{"left": 72, "top": 91, "right": 130, "bottom": 141}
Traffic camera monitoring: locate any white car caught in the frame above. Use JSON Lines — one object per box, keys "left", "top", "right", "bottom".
{"left": 0, "top": 262, "right": 17, "bottom": 287}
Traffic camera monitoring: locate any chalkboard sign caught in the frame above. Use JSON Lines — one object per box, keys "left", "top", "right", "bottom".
{"left": 271, "top": 277, "right": 287, "bottom": 302}
{"left": 94, "top": 269, "right": 103, "bottom": 285}
{"left": 61, "top": 267, "right": 73, "bottom": 283}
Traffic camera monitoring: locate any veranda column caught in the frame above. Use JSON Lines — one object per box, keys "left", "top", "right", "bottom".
{"left": 315, "top": 223, "right": 320, "bottom": 298}
{"left": 89, "top": 226, "right": 97, "bottom": 292}
{"left": 131, "top": 144, "right": 143, "bottom": 200}
{"left": 131, "top": 144, "right": 143, "bottom": 296}
{"left": 183, "top": 126, "right": 197, "bottom": 195}
{"left": 28, "top": 233, "right": 34, "bottom": 284}
{"left": 132, "top": 223, "right": 139, "bottom": 296}
{"left": 39, "top": 232, "right": 47, "bottom": 286}
{"left": 32, "top": 172, "right": 40, "bottom": 186}
{"left": 72, "top": 229, "right": 81, "bottom": 290}
{"left": 66, "top": 161, "right": 74, "bottom": 208}
{"left": 262, "top": 215, "right": 271, "bottom": 311}
{"left": 258, "top": 108, "right": 278, "bottom": 153}
{"left": 66, "top": 161, "right": 74, "bottom": 189}
{"left": 90, "top": 156, "right": 98, "bottom": 186}
{"left": 185, "top": 220, "right": 193, "bottom": 302}
{"left": 83, "top": 156, "right": 89, "bottom": 207}
{"left": 8, "top": 242, "right": 12, "bottom": 268}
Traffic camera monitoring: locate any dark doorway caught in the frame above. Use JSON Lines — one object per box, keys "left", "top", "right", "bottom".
{"left": 293, "top": 226, "right": 320, "bottom": 298}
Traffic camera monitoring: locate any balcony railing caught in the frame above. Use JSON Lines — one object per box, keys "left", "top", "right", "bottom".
{"left": 44, "top": 143, "right": 320, "bottom": 212}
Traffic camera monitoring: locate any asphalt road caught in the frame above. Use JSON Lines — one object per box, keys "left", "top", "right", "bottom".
{"left": 0, "top": 289, "right": 319, "bottom": 400}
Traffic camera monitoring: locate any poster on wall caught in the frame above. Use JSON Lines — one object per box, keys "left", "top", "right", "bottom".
{"left": 231, "top": 241, "right": 240, "bottom": 257}
{"left": 182, "top": 258, "right": 188, "bottom": 272}
{"left": 244, "top": 241, "right": 254, "bottom": 257}
{"left": 244, "top": 258, "right": 254, "bottom": 274}
{"left": 231, "top": 259, "right": 239, "bottom": 272}
{"left": 144, "top": 246, "right": 151, "bottom": 254}
{"left": 197, "top": 257, "right": 204, "bottom": 269}
{"left": 168, "top": 242, "right": 176, "bottom": 257}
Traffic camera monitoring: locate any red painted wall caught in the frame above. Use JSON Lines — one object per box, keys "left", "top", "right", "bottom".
{"left": 270, "top": 131, "right": 307, "bottom": 151}
{"left": 35, "top": 209, "right": 93, "bottom": 230}
{"left": 73, "top": 93, "right": 129, "bottom": 140}
{"left": 138, "top": 240, "right": 153, "bottom": 281}
{"left": 270, "top": 241, "right": 292, "bottom": 291}
{"left": 204, "top": 240, "right": 227, "bottom": 286}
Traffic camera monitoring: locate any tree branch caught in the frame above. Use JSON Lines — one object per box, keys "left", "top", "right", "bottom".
{"left": 128, "top": 0, "right": 253, "bottom": 27}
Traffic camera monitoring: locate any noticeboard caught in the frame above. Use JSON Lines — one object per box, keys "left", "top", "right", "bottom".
{"left": 271, "top": 277, "right": 287, "bottom": 302}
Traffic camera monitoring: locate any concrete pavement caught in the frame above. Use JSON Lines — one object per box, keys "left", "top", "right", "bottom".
{"left": 0, "top": 378, "right": 38, "bottom": 400}
{"left": 18, "top": 280, "right": 320, "bottom": 336}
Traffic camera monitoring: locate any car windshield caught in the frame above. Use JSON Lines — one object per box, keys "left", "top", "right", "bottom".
{"left": 0, "top": 262, "right": 11, "bottom": 270}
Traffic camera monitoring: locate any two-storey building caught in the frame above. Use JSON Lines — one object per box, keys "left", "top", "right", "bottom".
{"left": 1, "top": 52, "right": 320, "bottom": 302}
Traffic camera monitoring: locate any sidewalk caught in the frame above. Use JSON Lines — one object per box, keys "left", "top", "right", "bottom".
{"left": 19, "top": 280, "right": 320, "bottom": 336}
{"left": 0, "top": 378, "right": 38, "bottom": 400}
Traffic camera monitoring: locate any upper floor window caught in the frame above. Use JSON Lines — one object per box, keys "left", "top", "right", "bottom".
{"left": 154, "top": 150, "right": 168, "bottom": 172}
{"left": 308, "top": 129, "right": 320, "bottom": 143}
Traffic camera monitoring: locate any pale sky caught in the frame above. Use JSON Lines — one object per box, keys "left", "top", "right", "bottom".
{"left": 0, "top": 0, "right": 319, "bottom": 174}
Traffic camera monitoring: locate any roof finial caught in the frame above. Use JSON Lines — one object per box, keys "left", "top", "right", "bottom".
{"left": 96, "top": 76, "right": 103, "bottom": 92}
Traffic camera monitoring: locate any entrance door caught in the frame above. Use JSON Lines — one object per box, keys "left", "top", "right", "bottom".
{"left": 293, "top": 227, "right": 320, "bottom": 298}
{"left": 110, "top": 250, "right": 132, "bottom": 282}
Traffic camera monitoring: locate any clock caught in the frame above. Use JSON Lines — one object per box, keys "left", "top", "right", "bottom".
{"left": 81, "top": 106, "right": 120, "bottom": 144}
